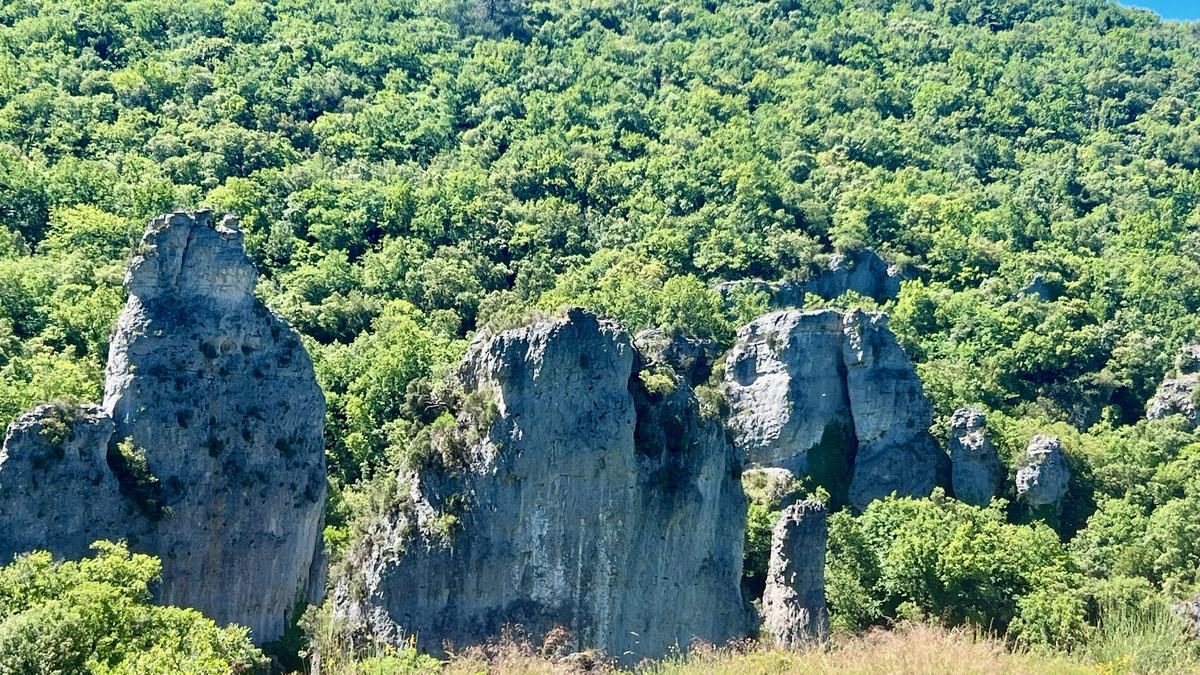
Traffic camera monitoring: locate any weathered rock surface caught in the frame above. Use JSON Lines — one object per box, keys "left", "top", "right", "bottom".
{"left": 0, "top": 211, "right": 326, "bottom": 644}
{"left": 335, "top": 309, "right": 753, "bottom": 662}
{"left": 716, "top": 249, "right": 903, "bottom": 308}
{"left": 1174, "top": 593, "right": 1200, "bottom": 638}
{"left": 724, "top": 309, "right": 940, "bottom": 510}
{"left": 633, "top": 328, "right": 720, "bottom": 386}
{"left": 1147, "top": 343, "right": 1200, "bottom": 429}
{"left": 949, "top": 407, "right": 1003, "bottom": 506}
{"left": 762, "top": 500, "right": 828, "bottom": 649}
{"left": 0, "top": 404, "right": 126, "bottom": 561}
{"left": 1015, "top": 435, "right": 1070, "bottom": 512}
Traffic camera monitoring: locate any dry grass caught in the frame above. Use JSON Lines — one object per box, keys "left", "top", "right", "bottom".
{"left": 646, "top": 625, "right": 1093, "bottom": 675}
{"left": 429, "top": 624, "right": 1096, "bottom": 675}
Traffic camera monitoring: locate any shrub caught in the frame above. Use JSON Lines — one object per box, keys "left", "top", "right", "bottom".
{"left": 826, "top": 492, "right": 1085, "bottom": 647}
{"left": 0, "top": 541, "right": 267, "bottom": 674}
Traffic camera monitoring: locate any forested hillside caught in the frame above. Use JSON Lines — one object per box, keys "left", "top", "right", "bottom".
{"left": 3, "top": 0, "right": 1200, "bottom": 668}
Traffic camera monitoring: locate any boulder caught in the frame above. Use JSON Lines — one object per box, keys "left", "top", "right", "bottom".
{"left": 1015, "top": 435, "right": 1070, "bottom": 512}
{"left": 949, "top": 407, "right": 1003, "bottom": 506}
{"left": 334, "top": 309, "right": 753, "bottom": 662}
{"left": 1174, "top": 593, "right": 1200, "bottom": 638}
{"left": 0, "top": 211, "right": 327, "bottom": 644}
{"left": 761, "top": 500, "right": 828, "bottom": 649}
{"left": 716, "top": 249, "right": 903, "bottom": 309}
{"left": 1147, "top": 343, "right": 1200, "bottom": 430}
{"left": 723, "top": 309, "right": 940, "bottom": 511}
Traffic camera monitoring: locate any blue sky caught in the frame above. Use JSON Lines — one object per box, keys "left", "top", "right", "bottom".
{"left": 1120, "top": 1, "right": 1200, "bottom": 20}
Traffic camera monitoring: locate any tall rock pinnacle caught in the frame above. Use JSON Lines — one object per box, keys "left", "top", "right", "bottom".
{"left": 0, "top": 211, "right": 327, "bottom": 644}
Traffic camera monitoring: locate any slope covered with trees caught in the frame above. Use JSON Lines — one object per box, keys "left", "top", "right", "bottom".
{"left": 2, "top": 0, "right": 1200, "bottom": 664}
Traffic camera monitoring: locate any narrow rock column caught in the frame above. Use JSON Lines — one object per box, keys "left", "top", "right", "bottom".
{"left": 762, "top": 499, "right": 829, "bottom": 649}
{"left": 1015, "top": 435, "right": 1070, "bottom": 516}
{"left": 0, "top": 210, "right": 327, "bottom": 644}
{"left": 949, "top": 407, "right": 1003, "bottom": 506}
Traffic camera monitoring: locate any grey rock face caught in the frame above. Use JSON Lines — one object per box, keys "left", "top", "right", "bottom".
{"left": 717, "top": 249, "right": 903, "bottom": 308}
{"left": 761, "top": 500, "right": 828, "bottom": 649}
{"left": 724, "top": 309, "right": 940, "bottom": 511}
{"left": 335, "top": 308, "right": 753, "bottom": 662}
{"left": 1015, "top": 435, "right": 1070, "bottom": 511}
{"left": 1147, "top": 343, "right": 1200, "bottom": 429}
{"left": 0, "top": 404, "right": 125, "bottom": 562}
{"left": 949, "top": 407, "right": 1003, "bottom": 506}
{"left": 1174, "top": 594, "right": 1200, "bottom": 638}
{"left": 633, "top": 327, "right": 720, "bottom": 386}
{"left": 0, "top": 211, "right": 326, "bottom": 644}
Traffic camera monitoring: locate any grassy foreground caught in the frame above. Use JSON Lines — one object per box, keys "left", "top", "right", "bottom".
{"left": 330, "top": 621, "right": 1200, "bottom": 675}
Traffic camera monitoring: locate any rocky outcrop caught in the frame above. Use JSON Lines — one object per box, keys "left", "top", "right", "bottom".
{"left": 1147, "top": 343, "right": 1200, "bottom": 430}
{"left": 723, "top": 309, "right": 940, "bottom": 511}
{"left": 335, "top": 309, "right": 753, "bottom": 662}
{"left": 949, "top": 407, "right": 1003, "bottom": 506}
{"left": 716, "top": 249, "right": 903, "bottom": 308}
{"left": 633, "top": 328, "right": 720, "bottom": 386}
{"left": 1015, "top": 435, "right": 1070, "bottom": 513}
{"left": 0, "top": 211, "right": 326, "bottom": 644}
{"left": 762, "top": 500, "right": 828, "bottom": 649}
{"left": 0, "top": 404, "right": 126, "bottom": 562}
{"left": 1174, "top": 594, "right": 1200, "bottom": 638}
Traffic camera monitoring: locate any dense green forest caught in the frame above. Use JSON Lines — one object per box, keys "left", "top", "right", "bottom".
{"left": 3, "top": 0, "right": 1200, "bottom": 668}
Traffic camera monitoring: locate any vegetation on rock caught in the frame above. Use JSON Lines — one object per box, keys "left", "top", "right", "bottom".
{"left": 2, "top": 0, "right": 1200, "bottom": 669}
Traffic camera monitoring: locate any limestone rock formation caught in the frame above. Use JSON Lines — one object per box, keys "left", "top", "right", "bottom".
{"left": 762, "top": 500, "right": 828, "bottom": 649}
{"left": 1015, "top": 435, "right": 1070, "bottom": 512}
{"left": 0, "top": 404, "right": 126, "bottom": 562}
{"left": 335, "top": 308, "right": 753, "bottom": 662}
{"left": 1147, "top": 343, "right": 1200, "bottom": 429}
{"left": 949, "top": 407, "right": 1003, "bottom": 506}
{"left": 1174, "top": 593, "right": 1200, "bottom": 638}
{"left": 633, "top": 327, "right": 720, "bottom": 386}
{"left": 0, "top": 211, "right": 326, "bottom": 644}
{"left": 717, "top": 249, "right": 903, "bottom": 309}
{"left": 724, "top": 309, "right": 940, "bottom": 511}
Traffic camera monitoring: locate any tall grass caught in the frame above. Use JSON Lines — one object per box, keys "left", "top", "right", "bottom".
{"left": 645, "top": 625, "right": 1090, "bottom": 675}
{"left": 309, "top": 617, "right": 1200, "bottom": 674}
{"left": 1084, "top": 600, "right": 1200, "bottom": 675}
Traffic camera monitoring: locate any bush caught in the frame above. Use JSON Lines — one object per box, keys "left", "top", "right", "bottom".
{"left": 826, "top": 492, "right": 1085, "bottom": 647}
{"left": 0, "top": 541, "right": 267, "bottom": 674}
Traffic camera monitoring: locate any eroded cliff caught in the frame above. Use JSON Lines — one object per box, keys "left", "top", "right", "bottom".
{"left": 0, "top": 211, "right": 326, "bottom": 644}
{"left": 723, "top": 309, "right": 942, "bottom": 511}
{"left": 334, "top": 309, "right": 753, "bottom": 662}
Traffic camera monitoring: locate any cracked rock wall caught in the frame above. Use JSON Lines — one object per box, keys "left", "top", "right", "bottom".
{"left": 724, "top": 309, "right": 941, "bottom": 511}
{"left": 0, "top": 211, "right": 326, "bottom": 644}
{"left": 335, "top": 309, "right": 753, "bottom": 662}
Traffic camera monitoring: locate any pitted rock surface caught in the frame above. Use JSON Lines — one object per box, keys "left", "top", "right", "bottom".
{"left": 0, "top": 404, "right": 126, "bottom": 562}
{"left": 0, "top": 211, "right": 326, "bottom": 644}
{"left": 1147, "top": 343, "right": 1200, "bottom": 429}
{"left": 335, "top": 309, "right": 753, "bottom": 662}
{"left": 724, "top": 309, "right": 940, "bottom": 511}
{"left": 949, "top": 407, "right": 1003, "bottom": 506}
{"left": 762, "top": 500, "right": 828, "bottom": 649}
{"left": 1015, "top": 435, "right": 1070, "bottom": 511}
